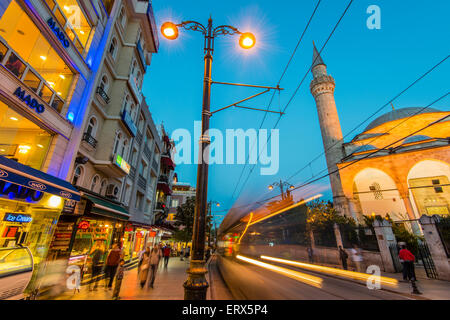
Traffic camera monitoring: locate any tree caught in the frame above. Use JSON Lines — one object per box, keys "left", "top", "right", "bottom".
{"left": 173, "top": 196, "right": 196, "bottom": 242}
{"left": 172, "top": 196, "right": 213, "bottom": 243}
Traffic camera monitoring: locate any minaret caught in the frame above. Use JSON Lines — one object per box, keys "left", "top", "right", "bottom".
{"left": 309, "top": 42, "right": 350, "bottom": 217}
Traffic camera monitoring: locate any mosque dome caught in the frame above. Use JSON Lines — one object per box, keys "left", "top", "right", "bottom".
{"left": 364, "top": 107, "right": 441, "bottom": 132}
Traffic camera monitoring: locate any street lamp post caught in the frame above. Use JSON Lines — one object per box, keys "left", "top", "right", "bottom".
{"left": 268, "top": 180, "right": 295, "bottom": 200}
{"left": 161, "top": 18, "right": 255, "bottom": 300}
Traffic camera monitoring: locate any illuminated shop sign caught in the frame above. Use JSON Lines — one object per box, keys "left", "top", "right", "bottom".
{"left": 47, "top": 17, "right": 70, "bottom": 48}
{"left": 114, "top": 154, "right": 131, "bottom": 174}
{"left": 3, "top": 213, "right": 33, "bottom": 223}
{"left": 78, "top": 220, "right": 90, "bottom": 230}
{"left": 0, "top": 179, "right": 44, "bottom": 202}
{"left": 13, "top": 87, "right": 45, "bottom": 114}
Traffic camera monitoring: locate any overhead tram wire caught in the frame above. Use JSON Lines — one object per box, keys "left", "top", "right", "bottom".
{"left": 219, "top": 91, "right": 449, "bottom": 215}
{"left": 284, "top": 53, "right": 450, "bottom": 183}
{"left": 231, "top": 0, "right": 355, "bottom": 205}
{"left": 229, "top": 0, "right": 323, "bottom": 203}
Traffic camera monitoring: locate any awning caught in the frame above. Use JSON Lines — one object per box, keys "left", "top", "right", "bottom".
{"left": 84, "top": 194, "right": 129, "bottom": 221}
{"left": 0, "top": 155, "right": 80, "bottom": 201}
{"left": 161, "top": 156, "right": 175, "bottom": 170}
{"left": 157, "top": 182, "right": 172, "bottom": 195}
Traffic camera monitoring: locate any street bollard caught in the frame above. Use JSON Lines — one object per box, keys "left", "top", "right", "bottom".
{"left": 411, "top": 280, "right": 422, "bottom": 295}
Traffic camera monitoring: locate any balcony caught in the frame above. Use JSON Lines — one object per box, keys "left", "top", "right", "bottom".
{"left": 128, "top": 75, "right": 143, "bottom": 105}
{"left": 158, "top": 174, "right": 169, "bottom": 184}
{"left": 82, "top": 132, "right": 97, "bottom": 148}
{"left": 136, "top": 40, "right": 147, "bottom": 72}
{"left": 121, "top": 110, "right": 138, "bottom": 137}
{"left": 129, "top": 165, "right": 136, "bottom": 180}
{"left": 135, "top": 131, "right": 143, "bottom": 145}
{"left": 96, "top": 86, "right": 110, "bottom": 104}
{"left": 143, "top": 145, "right": 152, "bottom": 160}
{"left": 151, "top": 157, "right": 159, "bottom": 174}
{"left": 138, "top": 175, "right": 147, "bottom": 190}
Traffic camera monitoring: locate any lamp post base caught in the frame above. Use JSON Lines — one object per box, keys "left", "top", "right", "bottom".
{"left": 183, "top": 259, "right": 209, "bottom": 300}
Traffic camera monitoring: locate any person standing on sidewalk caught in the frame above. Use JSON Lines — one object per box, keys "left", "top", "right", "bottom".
{"left": 139, "top": 249, "right": 150, "bottom": 289}
{"left": 399, "top": 244, "right": 416, "bottom": 281}
{"left": 105, "top": 243, "right": 122, "bottom": 290}
{"left": 307, "top": 246, "right": 314, "bottom": 263}
{"left": 184, "top": 246, "right": 190, "bottom": 260}
{"left": 338, "top": 245, "right": 349, "bottom": 270}
{"left": 180, "top": 246, "right": 184, "bottom": 261}
{"left": 148, "top": 246, "right": 162, "bottom": 288}
{"left": 350, "top": 244, "right": 363, "bottom": 272}
{"left": 89, "top": 241, "right": 105, "bottom": 291}
{"left": 112, "top": 259, "right": 125, "bottom": 300}
{"left": 163, "top": 244, "right": 171, "bottom": 268}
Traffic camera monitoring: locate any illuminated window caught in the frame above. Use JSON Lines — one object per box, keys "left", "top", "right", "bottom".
{"left": 0, "top": 100, "right": 52, "bottom": 170}
{"left": 0, "top": 1, "right": 74, "bottom": 105}
{"left": 44, "top": 0, "right": 93, "bottom": 54}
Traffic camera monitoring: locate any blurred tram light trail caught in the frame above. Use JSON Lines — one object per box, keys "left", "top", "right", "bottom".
{"left": 236, "top": 255, "right": 323, "bottom": 288}
{"left": 260, "top": 255, "right": 398, "bottom": 288}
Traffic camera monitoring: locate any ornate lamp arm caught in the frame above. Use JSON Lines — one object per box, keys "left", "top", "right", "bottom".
{"left": 213, "top": 25, "right": 242, "bottom": 37}
{"left": 178, "top": 21, "right": 207, "bottom": 35}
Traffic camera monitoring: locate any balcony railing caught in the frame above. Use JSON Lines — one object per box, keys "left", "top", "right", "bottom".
{"left": 82, "top": 132, "right": 97, "bottom": 148}
{"left": 138, "top": 175, "right": 147, "bottom": 190}
{"left": 143, "top": 145, "right": 152, "bottom": 160}
{"left": 151, "top": 157, "right": 159, "bottom": 173}
{"left": 128, "top": 75, "right": 143, "bottom": 105}
{"left": 135, "top": 131, "right": 143, "bottom": 145}
{"left": 129, "top": 165, "right": 136, "bottom": 179}
{"left": 96, "top": 86, "right": 110, "bottom": 104}
{"left": 136, "top": 40, "right": 147, "bottom": 71}
{"left": 158, "top": 174, "right": 169, "bottom": 184}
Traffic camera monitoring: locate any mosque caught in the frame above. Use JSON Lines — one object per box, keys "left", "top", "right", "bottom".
{"left": 309, "top": 44, "right": 450, "bottom": 229}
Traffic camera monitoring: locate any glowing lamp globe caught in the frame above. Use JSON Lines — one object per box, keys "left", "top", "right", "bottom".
{"left": 161, "top": 22, "right": 179, "bottom": 40}
{"left": 239, "top": 32, "right": 256, "bottom": 49}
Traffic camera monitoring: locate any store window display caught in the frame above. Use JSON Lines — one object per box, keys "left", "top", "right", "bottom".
{"left": 0, "top": 1, "right": 75, "bottom": 108}
{"left": 0, "top": 100, "right": 52, "bottom": 170}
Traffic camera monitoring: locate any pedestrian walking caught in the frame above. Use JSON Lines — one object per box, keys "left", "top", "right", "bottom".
{"left": 350, "top": 244, "right": 363, "bottom": 272}
{"left": 138, "top": 247, "right": 150, "bottom": 288}
{"left": 184, "top": 246, "right": 190, "bottom": 260}
{"left": 338, "top": 245, "right": 349, "bottom": 270}
{"left": 399, "top": 244, "right": 416, "bottom": 281}
{"left": 112, "top": 259, "right": 125, "bottom": 300}
{"left": 148, "top": 246, "right": 162, "bottom": 288}
{"left": 180, "top": 246, "right": 185, "bottom": 261}
{"left": 307, "top": 246, "right": 314, "bottom": 263}
{"left": 89, "top": 241, "right": 105, "bottom": 291}
{"left": 163, "top": 244, "right": 171, "bottom": 268}
{"left": 105, "top": 243, "right": 122, "bottom": 290}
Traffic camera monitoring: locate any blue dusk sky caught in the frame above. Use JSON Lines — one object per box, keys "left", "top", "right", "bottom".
{"left": 143, "top": 0, "right": 450, "bottom": 224}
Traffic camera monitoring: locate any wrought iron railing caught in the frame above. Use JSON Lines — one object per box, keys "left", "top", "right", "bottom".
{"left": 82, "top": 132, "right": 97, "bottom": 148}
{"left": 138, "top": 175, "right": 147, "bottom": 190}
{"left": 143, "top": 145, "right": 152, "bottom": 160}
{"left": 96, "top": 86, "right": 110, "bottom": 103}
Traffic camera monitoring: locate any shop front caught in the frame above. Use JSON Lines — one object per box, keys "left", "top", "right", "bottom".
{"left": 66, "top": 191, "right": 129, "bottom": 284}
{"left": 121, "top": 223, "right": 153, "bottom": 264}
{"left": 0, "top": 155, "right": 80, "bottom": 295}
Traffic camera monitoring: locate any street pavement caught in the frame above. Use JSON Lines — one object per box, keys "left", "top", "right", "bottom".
{"left": 53, "top": 255, "right": 232, "bottom": 300}
{"left": 55, "top": 258, "right": 191, "bottom": 300}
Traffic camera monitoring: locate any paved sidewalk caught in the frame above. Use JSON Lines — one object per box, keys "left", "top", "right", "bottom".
{"left": 55, "top": 258, "right": 189, "bottom": 300}
{"left": 54, "top": 256, "right": 233, "bottom": 300}
{"left": 379, "top": 270, "right": 450, "bottom": 300}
